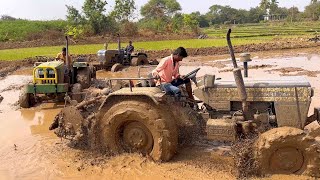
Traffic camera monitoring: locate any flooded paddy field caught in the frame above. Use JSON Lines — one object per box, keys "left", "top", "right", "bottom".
{"left": 0, "top": 48, "right": 319, "bottom": 180}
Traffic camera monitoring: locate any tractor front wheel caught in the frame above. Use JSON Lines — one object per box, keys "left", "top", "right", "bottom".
{"left": 255, "top": 127, "right": 320, "bottom": 176}
{"left": 19, "top": 89, "right": 35, "bottom": 108}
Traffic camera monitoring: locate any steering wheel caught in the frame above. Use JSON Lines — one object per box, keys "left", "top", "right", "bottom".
{"left": 183, "top": 68, "right": 200, "bottom": 80}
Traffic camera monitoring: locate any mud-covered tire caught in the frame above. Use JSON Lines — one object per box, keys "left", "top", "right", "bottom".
{"left": 131, "top": 55, "right": 148, "bottom": 66}
{"left": 111, "top": 63, "right": 123, "bottom": 72}
{"left": 255, "top": 127, "right": 320, "bottom": 176}
{"left": 19, "top": 89, "right": 35, "bottom": 108}
{"left": 77, "top": 68, "right": 91, "bottom": 89}
{"left": 149, "top": 59, "right": 159, "bottom": 65}
{"left": 71, "top": 83, "right": 82, "bottom": 93}
{"left": 98, "top": 99, "right": 178, "bottom": 161}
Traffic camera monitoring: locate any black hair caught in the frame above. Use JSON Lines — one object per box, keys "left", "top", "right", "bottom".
{"left": 62, "top": 47, "right": 66, "bottom": 52}
{"left": 173, "top": 47, "right": 188, "bottom": 57}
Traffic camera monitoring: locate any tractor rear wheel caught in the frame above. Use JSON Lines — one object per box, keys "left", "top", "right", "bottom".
{"left": 255, "top": 127, "right": 320, "bottom": 176}
{"left": 111, "top": 63, "right": 123, "bottom": 72}
{"left": 77, "top": 68, "right": 91, "bottom": 89}
{"left": 98, "top": 99, "right": 178, "bottom": 161}
{"left": 19, "top": 89, "right": 35, "bottom": 108}
{"left": 131, "top": 54, "right": 148, "bottom": 66}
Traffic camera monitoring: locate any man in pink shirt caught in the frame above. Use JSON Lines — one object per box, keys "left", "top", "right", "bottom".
{"left": 152, "top": 47, "right": 194, "bottom": 100}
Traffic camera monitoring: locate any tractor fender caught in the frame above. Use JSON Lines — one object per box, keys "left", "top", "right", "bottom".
{"left": 137, "top": 52, "right": 148, "bottom": 58}
{"left": 97, "top": 87, "right": 166, "bottom": 117}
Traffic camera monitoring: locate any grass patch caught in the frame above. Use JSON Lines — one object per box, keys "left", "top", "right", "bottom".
{"left": 0, "top": 38, "right": 267, "bottom": 61}
{"left": 0, "top": 20, "right": 67, "bottom": 42}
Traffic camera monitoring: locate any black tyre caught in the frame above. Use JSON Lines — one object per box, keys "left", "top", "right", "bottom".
{"left": 98, "top": 99, "right": 178, "bottom": 161}
{"left": 77, "top": 68, "right": 91, "bottom": 89}
{"left": 19, "top": 88, "right": 35, "bottom": 108}
{"left": 131, "top": 54, "right": 148, "bottom": 66}
{"left": 111, "top": 63, "right": 123, "bottom": 72}
{"left": 71, "top": 83, "right": 82, "bottom": 93}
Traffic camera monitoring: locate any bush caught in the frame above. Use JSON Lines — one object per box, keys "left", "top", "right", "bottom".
{"left": 119, "top": 21, "right": 138, "bottom": 36}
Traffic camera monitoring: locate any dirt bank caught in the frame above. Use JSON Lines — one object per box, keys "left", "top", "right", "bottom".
{"left": 1, "top": 39, "right": 320, "bottom": 78}
{"left": 0, "top": 34, "right": 195, "bottom": 50}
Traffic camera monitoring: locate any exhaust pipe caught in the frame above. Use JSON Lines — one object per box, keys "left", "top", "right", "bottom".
{"left": 226, "top": 29, "right": 249, "bottom": 120}
{"left": 65, "top": 36, "right": 70, "bottom": 71}
{"left": 117, "top": 34, "right": 121, "bottom": 54}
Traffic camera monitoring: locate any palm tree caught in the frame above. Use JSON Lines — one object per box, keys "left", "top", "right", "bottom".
{"left": 260, "top": 0, "right": 271, "bottom": 13}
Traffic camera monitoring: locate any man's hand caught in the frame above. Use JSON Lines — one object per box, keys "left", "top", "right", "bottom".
{"left": 177, "top": 75, "right": 185, "bottom": 80}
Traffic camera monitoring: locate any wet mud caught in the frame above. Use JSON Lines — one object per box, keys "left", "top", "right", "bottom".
{"left": 0, "top": 48, "right": 319, "bottom": 179}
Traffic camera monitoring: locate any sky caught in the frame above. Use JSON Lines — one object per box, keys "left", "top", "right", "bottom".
{"left": 0, "top": 0, "right": 311, "bottom": 20}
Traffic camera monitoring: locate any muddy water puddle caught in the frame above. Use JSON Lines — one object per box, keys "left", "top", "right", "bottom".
{"left": 0, "top": 52, "right": 319, "bottom": 179}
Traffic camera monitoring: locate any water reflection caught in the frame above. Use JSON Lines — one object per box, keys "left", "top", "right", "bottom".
{"left": 20, "top": 103, "right": 62, "bottom": 136}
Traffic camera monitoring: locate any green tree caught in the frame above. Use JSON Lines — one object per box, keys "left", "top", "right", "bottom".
{"left": 82, "top": 0, "right": 108, "bottom": 34}
{"left": 111, "top": 0, "right": 136, "bottom": 21}
{"left": 259, "top": 0, "right": 271, "bottom": 13}
{"left": 260, "top": 0, "right": 279, "bottom": 14}
{"left": 269, "top": 0, "right": 279, "bottom": 14}
{"left": 183, "top": 14, "right": 199, "bottom": 33}
{"left": 287, "top": 7, "right": 300, "bottom": 22}
{"left": 140, "top": 0, "right": 181, "bottom": 19}
{"left": 1, "top": 15, "right": 17, "bottom": 21}
{"left": 304, "top": 2, "right": 320, "bottom": 20}
{"left": 66, "top": 5, "right": 84, "bottom": 25}
{"left": 311, "top": 0, "right": 318, "bottom": 4}
{"left": 190, "top": 11, "right": 209, "bottom": 27}
{"left": 247, "top": 7, "right": 265, "bottom": 23}
{"left": 206, "top": 5, "right": 238, "bottom": 24}
{"left": 66, "top": 0, "right": 110, "bottom": 34}
{"left": 171, "top": 13, "right": 184, "bottom": 32}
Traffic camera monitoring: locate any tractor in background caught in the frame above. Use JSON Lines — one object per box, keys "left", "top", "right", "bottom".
{"left": 96, "top": 35, "right": 155, "bottom": 72}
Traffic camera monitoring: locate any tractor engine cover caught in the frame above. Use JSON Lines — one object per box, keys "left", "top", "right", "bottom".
{"left": 206, "top": 119, "right": 237, "bottom": 142}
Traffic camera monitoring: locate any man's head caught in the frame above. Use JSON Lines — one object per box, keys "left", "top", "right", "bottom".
{"left": 129, "top": 41, "right": 132, "bottom": 45}
{"left": 62, "top": 47, "right": 67, "bottom": 56}
{"left": 173, "top": 47, "right": 188, "bottom": 62}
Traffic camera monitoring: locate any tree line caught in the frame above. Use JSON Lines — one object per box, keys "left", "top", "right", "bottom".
{"left": 2, "top": 0, "right": 320, "bottom": 37}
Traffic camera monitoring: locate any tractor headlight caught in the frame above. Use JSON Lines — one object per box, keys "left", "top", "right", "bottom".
{"left": 38, "top": 69, "right": 44, "bottom": 75}
{"left": 48, "top": 69, "right": 55, "bottom": 75}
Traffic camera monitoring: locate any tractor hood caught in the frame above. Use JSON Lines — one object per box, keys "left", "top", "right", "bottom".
{"left": 194, "top": 76, "right": 312, "bottom": 103}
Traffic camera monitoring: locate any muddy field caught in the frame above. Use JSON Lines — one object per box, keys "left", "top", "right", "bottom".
{"left": 0, "top": 47, "right": 319, "bottom": 179}
{"left": 1, "top": 37, "right": 320, "bottom": 78}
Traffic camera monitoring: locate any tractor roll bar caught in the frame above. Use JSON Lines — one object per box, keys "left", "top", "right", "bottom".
{"left": 105, "top": 77, "right": 159, "bottom": 92}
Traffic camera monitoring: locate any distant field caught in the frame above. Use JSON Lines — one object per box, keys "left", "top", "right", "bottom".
{"left": 1, "top": 22, "right": 319, "bottom": 61}
{"left": 0, "top": 20, "right": 66, "bottom": 42}
{"left": 204, "top": 22, "right": 320, "bottom": 38}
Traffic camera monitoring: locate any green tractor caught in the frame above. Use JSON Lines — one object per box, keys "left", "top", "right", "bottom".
{"left": 19, "top": 59, "right": 95, "bottom": 108}
{"left": 19, "top": 37, "right": 96, "bottom": 108}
